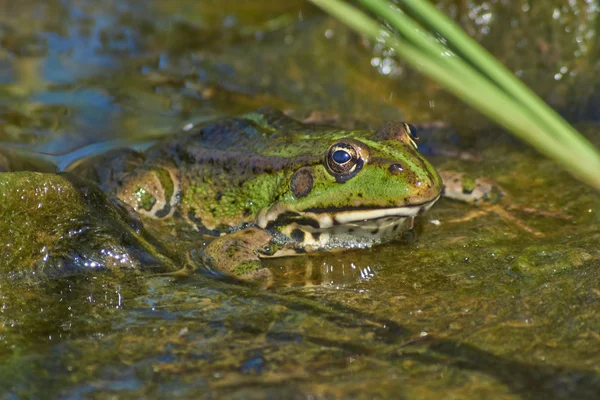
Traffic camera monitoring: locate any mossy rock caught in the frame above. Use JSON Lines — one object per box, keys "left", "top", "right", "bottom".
{"left": 0, "top": 172, "right": 178, "bottom": 281}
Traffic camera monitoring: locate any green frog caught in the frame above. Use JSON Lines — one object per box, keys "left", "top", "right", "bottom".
{"left": 69, "top": 107, "right": 443, "bottom": 282}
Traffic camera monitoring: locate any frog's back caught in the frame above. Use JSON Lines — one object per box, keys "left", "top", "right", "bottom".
{"left": 153, "top": 107, "right": 365, "bottom": 162}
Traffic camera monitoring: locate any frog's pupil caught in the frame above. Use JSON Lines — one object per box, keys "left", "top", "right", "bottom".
{"left": 333, "top": 150, "right": 351, "bottom": 164}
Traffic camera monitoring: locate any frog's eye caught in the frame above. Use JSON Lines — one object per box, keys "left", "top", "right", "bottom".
{"left": 326, "top": 141, "right": 365, "bottom": 182}
{"left": 404, "top": 123, "right": 419, "bottom": 149}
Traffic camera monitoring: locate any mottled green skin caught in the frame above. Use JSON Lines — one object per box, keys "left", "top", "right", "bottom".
{"left": 140, "top": 107, "right": 441, "bottom": 231}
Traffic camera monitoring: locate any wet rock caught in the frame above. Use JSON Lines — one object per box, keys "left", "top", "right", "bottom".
{"left": 0, "top": 171, "right": 178, "bottom": 281}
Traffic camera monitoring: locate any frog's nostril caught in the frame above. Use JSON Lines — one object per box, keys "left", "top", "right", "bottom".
{"left": 388, "top": 163, "right": 403, "bottom": 175}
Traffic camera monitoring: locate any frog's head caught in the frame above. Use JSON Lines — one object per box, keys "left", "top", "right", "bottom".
{"left": 257, "top": 122, "right": 443, "bottom": 253}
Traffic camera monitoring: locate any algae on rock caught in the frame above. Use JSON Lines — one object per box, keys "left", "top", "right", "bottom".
{"left": 0, "top": 172, "right": 179, "bottom": 280}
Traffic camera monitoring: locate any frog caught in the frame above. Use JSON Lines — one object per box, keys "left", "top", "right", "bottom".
{"left": 67, "top": 107, "right": 443, "bottom": 283}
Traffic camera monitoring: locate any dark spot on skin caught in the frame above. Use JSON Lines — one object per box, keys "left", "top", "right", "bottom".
{"left": 372, "top": 228, "right": 379, "bottom": 235}
{"left": 291, "top": 168, "right": 314, "bottom": 198}
{"left": 462, "top": 187, "right": 474, "bottom": 195}
{"left": 388, "top": 164, "right": 403, "bottom": 175}
{"left": 312, "top": 232, "right": 321, "bottom": 241}
{"left": 348, "top": 228, "right": 355, "bottom": 234}
{"left": 154, "top": 204, "right": 171, "bottom": 218}
{"left": 402, "top": 170, "right": 417, "bottom": 186}
{"left": 295, "top": 248, "right": 307, "bottom": 254}
{"left": 265, "top": 221, "right": 278, "bottom": 230}
{"left": 291, "top": 229, "right": 305, "bottom": 242}
{"left": 454, "top": 178, "right": 459, "bottom": 183}
{"left": 186, "top": 211, "right": 220, "bottom": 236}
{"left": 188, "top": 210, "right": 200, "bottom": 224}
{"left": 279, "top": 211, "right": 301, "bottom": 218}
{"left": 267, "top": 216, "right": 320, "bottom": 230}
{"left": 296, "top": 218, "right": 320, "bottom": 228}
{"left": 393, "top": 225, "right": 400, "bottom": 232}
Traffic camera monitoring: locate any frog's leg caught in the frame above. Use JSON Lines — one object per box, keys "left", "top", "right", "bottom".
{"left": 200, "top": 227, "right": 274, "bottom": 283}
{"left": 439, "top": 170, "right": 572, "bottom": 236}
{"left": 446, "top": 205, "right": 546, "bottom": 236}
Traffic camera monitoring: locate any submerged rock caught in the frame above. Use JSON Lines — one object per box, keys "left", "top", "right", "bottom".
{"left": 0, "top": 172, "right": 179, "bottom": 281}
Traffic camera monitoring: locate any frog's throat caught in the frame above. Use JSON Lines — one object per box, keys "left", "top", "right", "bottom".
{"left": 256, "top": 194, "right": 440, "bottom": 230}
{"left": 257, "top": 195, "right": 440, "bottom": 257}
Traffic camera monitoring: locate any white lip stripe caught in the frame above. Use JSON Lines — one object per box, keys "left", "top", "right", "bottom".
{"left": 333, "top": 196, "right": 439, "bottom": 225}
{"left": 258, "top": 195, "right": 440, "bottom": 229}
{"left": 334, "top": 206, "right": 418, "bottom": 224}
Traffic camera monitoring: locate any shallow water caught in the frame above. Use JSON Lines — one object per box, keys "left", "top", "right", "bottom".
{"left": 1, "top": 1, "right": 600, "bottom": 398}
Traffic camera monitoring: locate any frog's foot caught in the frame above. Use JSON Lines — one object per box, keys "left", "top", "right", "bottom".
{"left": 445, "top": 205, "right": 544, "bottom": 236}
{"left": 200, "top": 227, "right": 274, "bottom": 284}
{"left": 440, "top": 170, "right": 504, "bottom": 205}
{"left": 440, "top": 170, "right": 572, "bottom": 236}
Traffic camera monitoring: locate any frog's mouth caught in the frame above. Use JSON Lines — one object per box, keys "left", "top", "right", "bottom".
{"left": 257, "top": 195, "right": 440, "bottom": 257}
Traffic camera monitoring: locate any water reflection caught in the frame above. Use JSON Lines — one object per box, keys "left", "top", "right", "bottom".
{"left": 270, "top": 254, "right": 382, "bottom": 288}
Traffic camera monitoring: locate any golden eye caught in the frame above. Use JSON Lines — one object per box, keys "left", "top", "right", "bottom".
{"left": 325, "top": 140, "right": 366, "bottom": 182}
